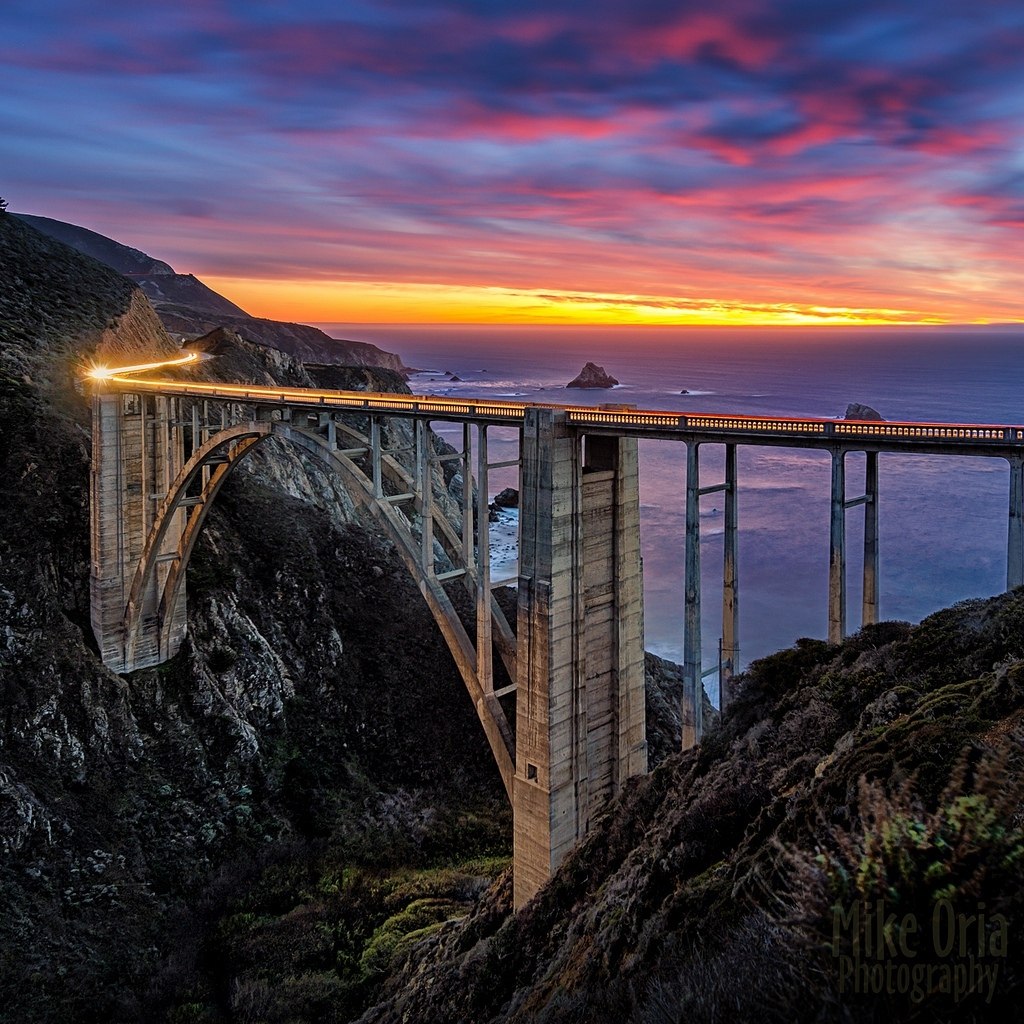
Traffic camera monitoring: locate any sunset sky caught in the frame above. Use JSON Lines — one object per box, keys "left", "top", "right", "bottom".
{"left": 2, "top": 0, "right": 1023, "bottom": 325}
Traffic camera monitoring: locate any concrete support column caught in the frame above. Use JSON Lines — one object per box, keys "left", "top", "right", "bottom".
{"left": 1009, "top": 455, "right": 1024, "bottom": 590}
{"left": 683, "top": 441, "right": 702, "bottom": 749}
{"left": 583, "top": 435, "right": 647, "bottom": 795}
{"left": 829, "top": 448, "right": 847, "bottom": 644}
{"left": 171, "top": 397, "right": 184, "bottom": 480}
{"left": 863, "top": 451, "right": 879, "bottom": 626}
{"left": 190, "top": 403, "right": 200, "bottom": 460}
{"left": 461, "top": 423, "right": 474, "bottom": 571}
{"left": 476, "top": 426, "right": 493, "bottom": 693}
{"left": 91, "top": 389, "right": 185, "bottom": 672}
{"left": 90, "top": 391, "right": 130, "bottom": 669}
{"left": 139, "top": 395, "right": 150, "bottom": 539}
{"left": 515, "top": 410, "right": 645, "bottom": 908}
{"left": 416, "top": 420, "right": 434, "bottom": 575}
{"left": 201, "top": 401, "right": 211, "bottom": 489}
{"left": 158, "top": 396, "right": 172, "bottom": 494}
{"left": 721, "top": 443, "right": 739, "bottom": 709}
{"left": 371, "top": 417, "right": 383, "bottom": 498}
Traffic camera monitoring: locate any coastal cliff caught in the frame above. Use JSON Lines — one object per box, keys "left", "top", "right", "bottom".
{"left": 0, "top": 214, "right": 505, "bottom": 1022}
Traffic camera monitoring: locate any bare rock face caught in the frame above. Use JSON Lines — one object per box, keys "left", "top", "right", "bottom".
{"left": 566, "top": 361, "right": 619, "bottom": 388}
{"left": 844, "top": 402, "right": 885, "bottom": 421}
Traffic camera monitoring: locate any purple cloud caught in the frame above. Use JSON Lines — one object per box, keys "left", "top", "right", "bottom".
{"left": 1, "top": 0, "right": 1022, "bottom": 320}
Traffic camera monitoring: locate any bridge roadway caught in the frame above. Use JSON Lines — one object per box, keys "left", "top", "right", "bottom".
{"left": 89, "top": 351, "right": 1024, "bottom": 907}
{"left": 95, "top": 350, "right": 1024, "bottom": 458}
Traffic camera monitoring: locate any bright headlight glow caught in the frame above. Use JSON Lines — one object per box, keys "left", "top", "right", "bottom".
{"left": 84, "top": 351, "right": 199, "bottom": 382}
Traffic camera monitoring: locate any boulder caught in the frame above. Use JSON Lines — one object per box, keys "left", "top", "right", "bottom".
{"left": 492, "top": 487, "right": 519, "bottom": 508}
{"left": 488, "top": 487, "right": 519, "bottom": 522}
{"left": 844, "top": 402, "right": 885, "bottom": 421}
{"left": 566, "top": 361, "right": 618, "bottom": 388}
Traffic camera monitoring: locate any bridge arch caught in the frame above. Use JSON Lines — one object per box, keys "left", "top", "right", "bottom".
{"left": 124, "top": 416, "right": 515, "bottom": 795}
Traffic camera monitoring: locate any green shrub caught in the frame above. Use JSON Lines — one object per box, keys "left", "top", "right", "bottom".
{"left": 359, "top": 897, "right": 462, "bottom": 976}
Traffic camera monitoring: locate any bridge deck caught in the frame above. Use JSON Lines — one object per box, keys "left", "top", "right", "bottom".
{"left": 94, "top": 352, "right": 1024, "bottom": 457}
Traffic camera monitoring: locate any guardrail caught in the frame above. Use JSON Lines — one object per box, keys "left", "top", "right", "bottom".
{"left": 93, "top": 355, "right": 1024, "bottom": 446}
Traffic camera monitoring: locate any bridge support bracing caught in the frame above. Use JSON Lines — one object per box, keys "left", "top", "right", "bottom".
{"left": 721, "top": 443, "right": 739, "bottom": 710}
{"left": 370, "top": 417, "right": 383, "bottom": 498}
{"left": 514, "top": 410, "right": 646, "bottom": 908}
{"left": 862, "top": 452, "right": 879, "bottom": 626}
{"left": 462, "top": 424, "right": 474, "bottom": 570}
{"left": 682, "top": 441, "right": 703, "bottom": 749}
{"left": 829, "top": 449, "right": 847, "bottom": 644}
{"left": 1009, "top": 455, "right": 1024, "bottom": 590}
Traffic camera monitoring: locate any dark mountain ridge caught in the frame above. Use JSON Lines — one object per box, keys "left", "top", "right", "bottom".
{"left": 13, "top": 211, "right": 407, "bottom": 373}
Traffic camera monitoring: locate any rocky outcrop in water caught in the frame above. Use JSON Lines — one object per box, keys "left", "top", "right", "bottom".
{"left": 492, "top": 487, "right": 519, "bottom": 509}
{"left": 844, "top": 402, "right": 885, "bottom": 421}
{"left": 566, "top": 361, "right": 618, "bottom": 388}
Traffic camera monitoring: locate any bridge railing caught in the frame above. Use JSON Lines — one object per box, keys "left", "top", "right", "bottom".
{"left": 101, "top": 372, "right": 1024, "bottom": 446}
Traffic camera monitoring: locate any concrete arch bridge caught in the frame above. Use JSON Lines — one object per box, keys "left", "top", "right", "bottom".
{"left": 88, "top": 352, "right": 1024, "bottom": 906}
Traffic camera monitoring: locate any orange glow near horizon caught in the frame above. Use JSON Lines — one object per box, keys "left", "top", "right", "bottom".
{"left": 199, "top": 276, "right": 986, "bottom": 327}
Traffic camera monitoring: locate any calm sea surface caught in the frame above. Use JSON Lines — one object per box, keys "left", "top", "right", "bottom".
{"left": 318, "top": 325, "right": 1024, "bottom": 687}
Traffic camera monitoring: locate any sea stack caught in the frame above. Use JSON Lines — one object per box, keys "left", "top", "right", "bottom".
{"left": 844, "top": 402, "right": 885, "bottom": 421}
{"left": 566, "top": 361, "right": 619, "bottom": 388}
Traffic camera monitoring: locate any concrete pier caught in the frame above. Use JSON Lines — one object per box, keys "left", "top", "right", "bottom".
{"left": 862, "top": 451, "right": 879, "bottom": 626}
{"left": 514, "top": 410, "right": 646, "bottom": 908}
{"left": 721, "top": 443, "right": 739, "bottom": 709}
{"left": 682, "top": 441, "right": 703, "bottom": 749}
{"left": 1009, "top": 455, "right": 1024, "bottom": 590}
{"left": 90, "top": 391, "right": 185, "bottom": 672}
{"left": 829, "top": 449, "right": 847, "bottom": 645}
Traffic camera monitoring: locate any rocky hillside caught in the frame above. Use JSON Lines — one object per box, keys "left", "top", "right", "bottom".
{"left": 156, "top": 304, "right": 408, "bottom": 371}
{"left": 358, "top": 601, "right": 1024, "bottom": 1023}
{"left": 14, "top": 212, "right": 406, "bottom": 372}
{"left": 8, "top": 209, "right": 1017, "bottom": 1023}
{"left": 0, "top": 211, "right": 507, "bottom": 1023}
{"left": 0, "top": 212, "right": 699, "bottom": 1023}
{"left": 14, "top": 213, "right": 248, "bottom": 317}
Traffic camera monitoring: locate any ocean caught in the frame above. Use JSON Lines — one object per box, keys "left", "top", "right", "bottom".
{"left": 317, "top": 325, "right": 1024, "bottom": 689}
